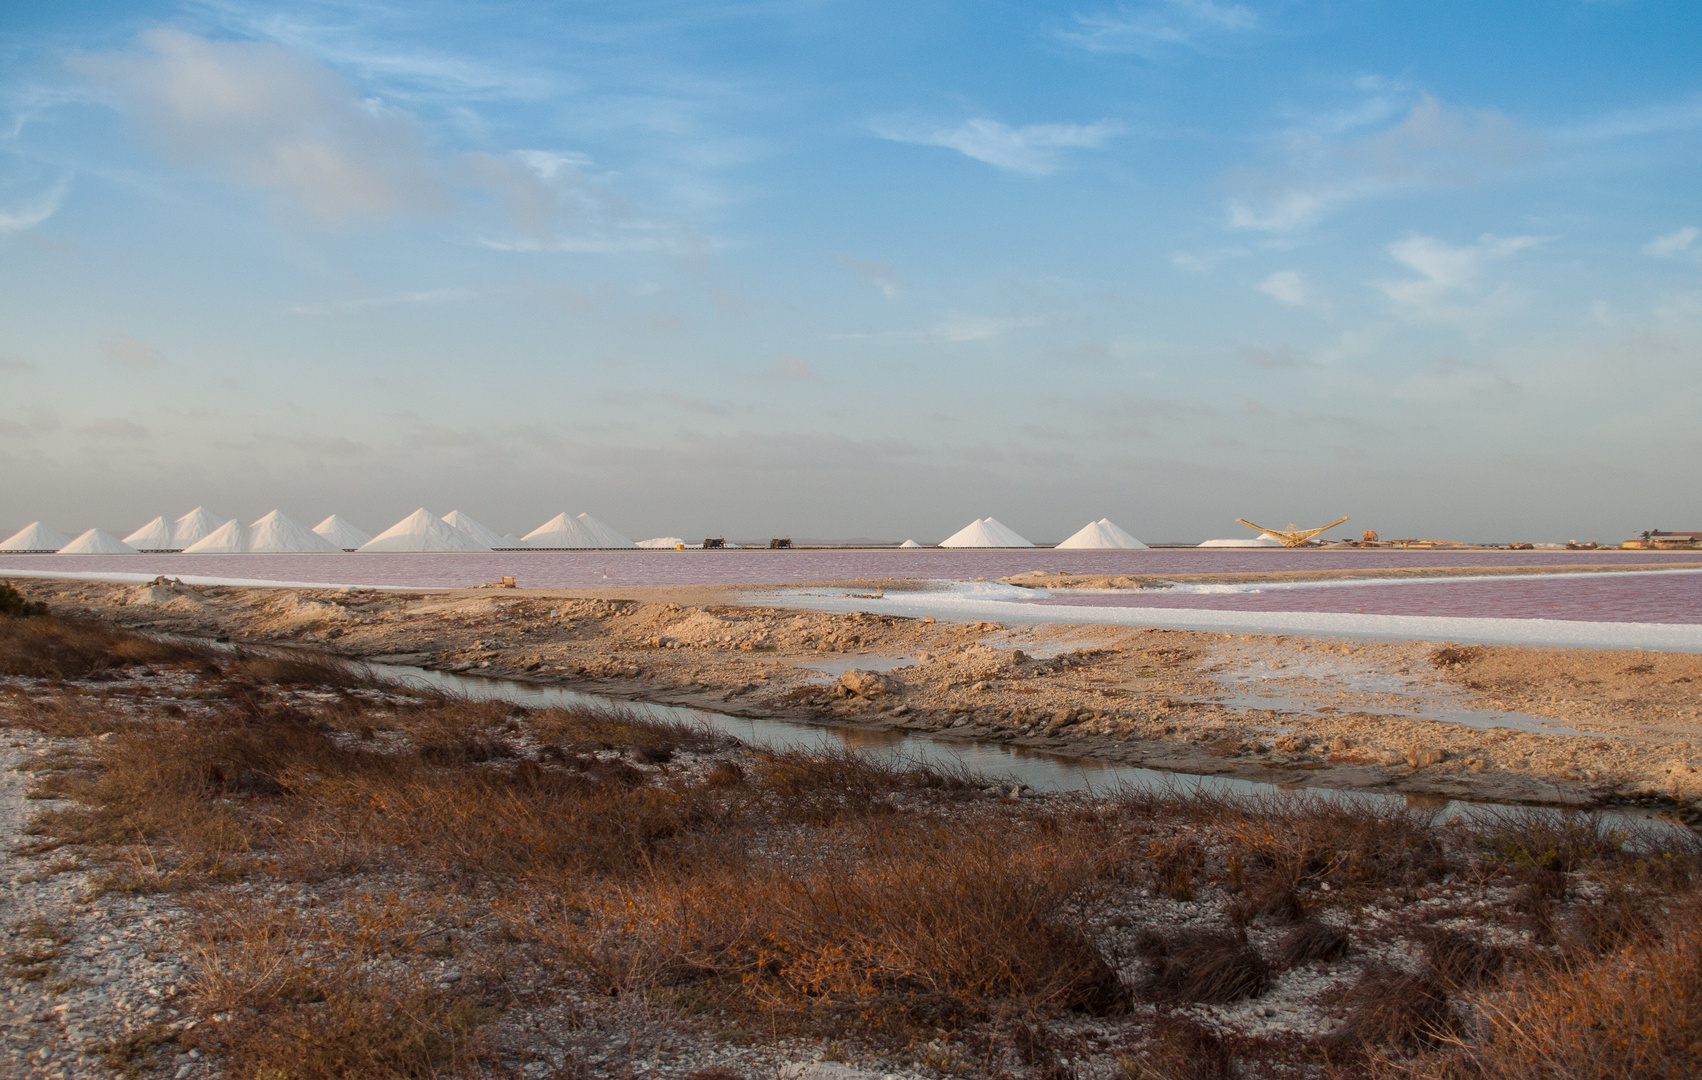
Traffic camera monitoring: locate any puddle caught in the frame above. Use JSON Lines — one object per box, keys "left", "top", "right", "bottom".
{"left": 796, "top": 654, "right": 918, "bottom": 682}
{"left": 370, "top": 663, "right": 1685, "bottom": 842}
{"left": 1209, "top": 658, "right": 1617, "bottom": 738}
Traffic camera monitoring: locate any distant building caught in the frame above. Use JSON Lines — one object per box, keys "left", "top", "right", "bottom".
{"left": 1624, "top": 530, "right": 1702, "bottom": 548}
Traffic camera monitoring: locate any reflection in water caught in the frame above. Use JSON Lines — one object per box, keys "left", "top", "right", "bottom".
{"left": 374, "top": 663, "right": 1689, "bottom": 843}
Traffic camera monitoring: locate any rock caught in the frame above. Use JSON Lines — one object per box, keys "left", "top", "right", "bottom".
{"left": 1274, "top": 734, "right": 1311, "bottom": 753}
{"left": 836, "top": 670, "right": 892, "bottom": 699}
{"left": 1404, "top": 745, "right": 1448, "bottom": 768}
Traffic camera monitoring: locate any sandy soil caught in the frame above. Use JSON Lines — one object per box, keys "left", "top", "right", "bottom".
{"left": 14, "top": 578, "right": 1702, "bottom": 815}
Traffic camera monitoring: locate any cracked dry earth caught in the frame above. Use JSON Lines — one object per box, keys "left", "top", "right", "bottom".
{"left": 22, "top": 578, "right": 1702, "bottom": 815}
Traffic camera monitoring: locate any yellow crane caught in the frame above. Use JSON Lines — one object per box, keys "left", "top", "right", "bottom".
{"left": 1236, "top": 516, "right": 1351, "bottom": 547}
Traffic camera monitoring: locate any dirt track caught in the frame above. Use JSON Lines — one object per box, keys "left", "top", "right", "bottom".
{"left": 13, "top": 577, "right": 1702, "bottom": 815}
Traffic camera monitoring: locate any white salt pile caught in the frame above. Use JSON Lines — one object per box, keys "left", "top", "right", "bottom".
{"left": 182, "top": 519, "right": 250, "bottom": 553}
{"left": 939, "top": 517, "right": 1034, "bottom": 548}
{"left": 898, "top": 539, "right": 923, "bottom": 548}
{"left": 0, "top": 522, "right": 71, "bottom": 552}
{"left": 442, "top": 511, "right": 510, "bottom": 550}
{"left": 248, "top": 511, "right": 340, "bottom": 553}
{"left": 1055, "top": 518, "right": 1148, "bottom": 550}
{"left": 313, "top": 515, "right": 372, "bottom": 550}
{"left": 360, "top": 509, "right": 490, "bottom": 552}
{"left": 58, "top": 529, "right": 137, "bottom": 554}
{"left": 636, "top": 537, "right": 686, "bottom": 549}
{"left": 1198, "top": 537, "right": 1283, "bottom": 548}
{"left": 123, "top": 516, "right": 177, "bottom": 551}
{"left": 524, "top": 512, "right": 636, "bottom": 549}
{"left": 171, "top": 508, "right": 226, "bottom": 549}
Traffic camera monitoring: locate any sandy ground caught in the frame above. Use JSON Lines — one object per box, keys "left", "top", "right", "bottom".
{"left": 13, "top": 577, "right": 1702, "bottom": 816}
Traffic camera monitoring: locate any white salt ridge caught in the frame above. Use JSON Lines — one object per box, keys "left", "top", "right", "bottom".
{"left": 182, "top": 519, "right": 250, "bottom": 553}
{"left": 939, "top": 517, "right": 1034, "bottom": 548}
{"left": 123, "top": 516, "right": 177, "bottom": 550}
{"left": 442, "top": 511, "right": 511, "bottom": 550}
{"left": 1199, "top": 537, "right": 1283, "bottom": 548}
{"left": 359, "top": 509, "right": 490, "bottom": 552}
{"left": 248, "top": 511, "right": 340, "bottom": 553}
{"left": 58, "top": 529, "right": 137, "bottom": 555}
{"left": 771, "top": 582, "right": 1702, "bottom": 653}
{"left": 171, "top": 508, "right": 226, "bottom": 549}
{"left": 1055, "top": 518, "right": 1148, "bottom": 550}
{"left": 0, "top": 522, "right": 71, "bottom": 552}
{"left": 636, "top": 537, "right": 686, "bottom": 549}
{"left": 314, "top": 515, "right": 372, "bottom": 550}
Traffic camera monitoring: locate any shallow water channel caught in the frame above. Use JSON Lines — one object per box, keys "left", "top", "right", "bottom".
{"left": 375, "top": 663, "right": 1690, "bottom": 842}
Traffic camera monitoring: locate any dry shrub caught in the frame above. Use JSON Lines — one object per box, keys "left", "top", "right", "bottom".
{"left": 528, "top": 703, "right": 719, "bottom": 757}
{"left": 1227, "top": 875, "right": 1306, "bottom": 929}
{"left": 1136, "top": 929, "right": 1269, "bottom": 1004}
{"left": 3, "top": 691, "right": 134, "bottom": 738}
{"left": 1274, "top": 920, "right": 1349, "bottom": 968}
{"left": 1473, "top": 810, "right": 1627, "bottom": 873}
{"left": 1410, "top": 915, "right": 1702, "bottom": 1079}
{"left": 1149, "top": 836, "right": 1203, "bottom": 901}
{"left": 1221, "top": 796, "right": 1449, "bottom": 892}
{"left": 1120, "top": 1015, "right": 1235, "bottom": 1080}
{"left": 578, "top": 818, "right": 1127, "bottom": 1027}
{"left": 0, "top": 581, "right": 48, "bottom": 618}
{"left": 188, "top": 904, "right": 490, "bottom": 1080}
{"left": 1331, "top": 964, "right": 1457, "bottom": 1055}
{"left": 1420, "top": 928, "right": 1505, "bottom": 990}
{"left": 754, "top": 748, "right": 973, "bottom": 823}
{"left": 225, "top": 650, "right": 378, "bottom": 688}
{"left": 0, "top": 614, "right": 211, "bottom": 679}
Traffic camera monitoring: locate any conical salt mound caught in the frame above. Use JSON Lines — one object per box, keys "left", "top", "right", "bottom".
{"left": 313, "top": 515, "right": 372, "bottom": 550}
{"left": 939, "top": 517, "right": 1033, "bottom": 548}
{"left": 124, "top": 516, "right": 176, "bottom": 550}
{"left": 183, "top": 519, "right": 251, "bottom": 553}
{"left": 248, "top": 510, "right": 339, "bottom": 553}
{"left": 522, "top": 512, "right": 598, "bottom": 549}
{"left": 574, "top": 512, "right": 635, "bottom": 549}
{"left": 442, "top": 511, "right": 510, "bottom": 549}
{"left": 1, "top": 522, "right": 71, "bottom": 552}
{"left": 172, "top": 507, "right": 226, "bottom": 549}
{"left": 359, "top": 509, "right": 490, "bottom": 552}
{"left": 898, "top": 539, "right": 923, "bottom": 548}
{"left": 1055, "top": 518, "right": 1149, "bottom": 550}
{"left": 58, "top": 529, "right": 137, "bottom": 554}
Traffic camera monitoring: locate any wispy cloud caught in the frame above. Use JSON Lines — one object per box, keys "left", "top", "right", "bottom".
{"left": 0, "top": 178, "right": 69, "bottom": 235}
{"left": 79, "top": 417, "right": 151, "bottom": 439}
{"left": 0, "top": 355, "right": 38, "bottom": 372}
{"left": 1645, "top": 226, "right": 1698, "bottom": 259}
{"left": 1379, "top": 234, "right": 1544, "bottom": 321}
{"left": 930, "top": 312, "right": 1047, "bottom": 342}
{"left": 1226, "top": 95, "right": 1540, "bottom": 232}
{"left": 100, "top": 333, "right": 166, "bottom": 368}
{"left": 837, "top": 253, "right": 902, "bottom": 299}
{"left": 1058, "top": 0, "right": 1257, "bottom": 54}
{"left": 289, "top": 288, "right": 474, "bottom": 316}
{"left": 69, "top": 28, "right": 447, "bottom": 226}
{"left": 1562, "top": 95, "right": 1702, "bottom": 141}
{"left": 1390, "top": 356, "right": 1518, "bottom": 402}
{"left": 765, "top": 355, "right": 817, "bottom": 381}
{"left": 1256, "top": 270, "right": 1329, "bottom": 312}
{"left": 872, "top": 117, "right": 1120, "bottom": 175}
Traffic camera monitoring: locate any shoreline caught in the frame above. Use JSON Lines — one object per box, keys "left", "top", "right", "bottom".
{"left": 11, "top": 576, "right": 1701, "bottom": 818}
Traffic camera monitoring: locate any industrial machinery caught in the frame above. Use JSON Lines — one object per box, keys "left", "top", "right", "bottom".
{"left": 1236, "top": 516, "right": 1351, "bottom": 547}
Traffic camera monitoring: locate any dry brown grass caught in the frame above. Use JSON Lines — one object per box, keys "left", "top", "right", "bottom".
{"left": 1403, "top": 911, "right": 1702, "bottom": 1079}
{"left": 574, "top": 816, "right": 1127, "bottom": 1029}
{"left": 0, "top": 612, "right": 212, "bottom": 679}
{"left": 1135, "top": 928, "right": 1269, "bottom": 1004}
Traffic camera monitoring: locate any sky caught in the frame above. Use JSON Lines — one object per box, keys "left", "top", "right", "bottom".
{"left": 2, "top": 0, "right": 1699, "bottom": 545}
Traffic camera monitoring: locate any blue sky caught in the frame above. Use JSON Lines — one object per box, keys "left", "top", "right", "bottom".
{"left": 2, "top": 0, "right": 1699, "bottom": 543}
